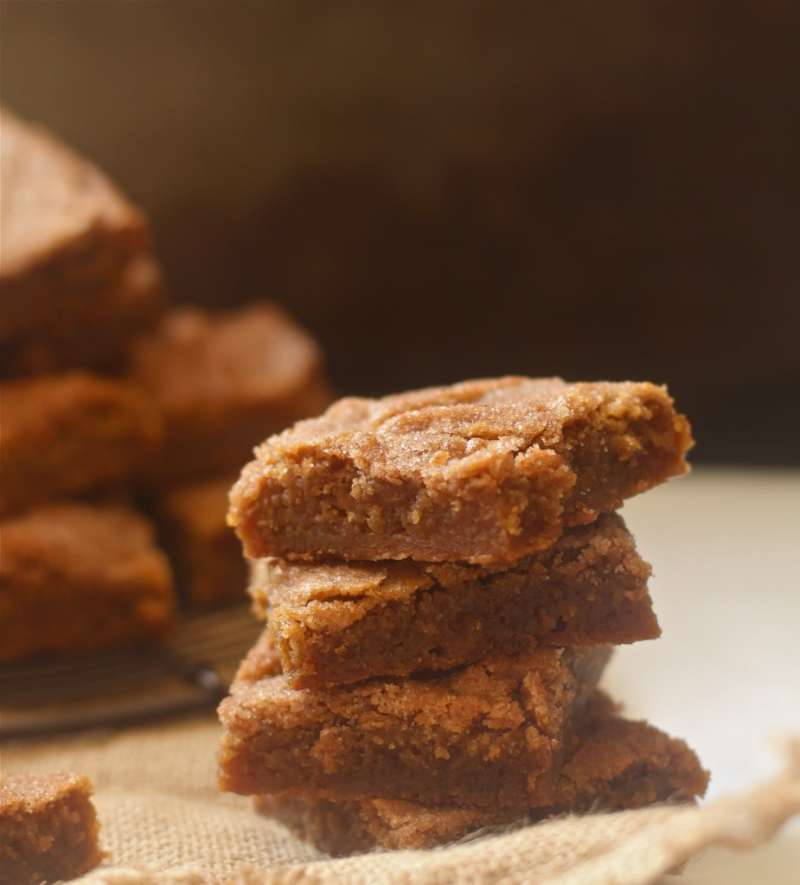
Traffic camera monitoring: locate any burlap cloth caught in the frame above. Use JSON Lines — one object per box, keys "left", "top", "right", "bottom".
{"left": 2, "top": 713, "right": 798, "bottom": 884}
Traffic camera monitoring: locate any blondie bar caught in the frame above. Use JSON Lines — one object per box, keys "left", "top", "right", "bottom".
{"left": 230, "top": 377, "right": 691, "bottom": 564}
{"left": 0, "top": 772, "right": 103, "bottom": 884}
{"left": 258, "top": 694, "right": 708, "bottom": 854}
{"left": 0, "top": 108, "right": 153, "bottom": 370}
{"left": 0, "top": 372, "right": 161, "bottom": 516}
{"left": 130, "top": 302, "right": 331, "bottom": 484}
{"left": 219, "top": 635, "right": 611, "bottom": 808}
{"left": 158, "top": 476, "right": 248, "bottom": 608}
{"left": 251, "top": 513, "right": 657, "bottom": 688}
{"left": 0, "top": 255, "right": 163, "bottom": 376}
{"left": 0, "top": 503, "right": 175, "bottom": 660}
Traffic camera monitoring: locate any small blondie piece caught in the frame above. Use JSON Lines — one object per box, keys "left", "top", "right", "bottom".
{"left": 219, "top": 633, "right": 611, "bottom": 808}
{"left": 130, "top": 302, "right": 332, "bottom": 485}
{"left": 0, "top": 772, "right": 103, "bottom": 884}
{"left": 158, "top": 476, "right": 248, "bottom": 608}
{"left": 258, "top": 693, "right": 709, "bottom": 854}
{"left": 0, "top": 503, "right": 175, "bottom": 661}
{"left": 230, "top": 377, "right": 691, "bottom": 564}
{"left": 0, "top": 372, "right": 162, "bottom": 517}
{"left": 252, "top": 512, "right": 657, "bottom": 688}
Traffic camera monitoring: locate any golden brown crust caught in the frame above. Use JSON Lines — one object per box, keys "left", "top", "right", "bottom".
{"left": 0, "top": 503, "right": 175, "bottom": 661}
{"left": 0, "top": 772, "right": 103, "bottom": 884}
{"left": 257, "top": 694, "right": 709, "bottom": 855}
{"left": 157, "top": 476, "right": 248, "bottom": 608}
{"left": 218, "top": 636, "right": 611, "bottom": 808}
{"left": 230, "top": 377, "right": 691, "bottom": 564}
{"left": 130, "top": 302, "right": 332, "bottom": 484}
{"left": 0, "top": 372, "right": 162, "bottom": 517}
{"left": 251, "top": 513, "right": 657, "bottom": 688}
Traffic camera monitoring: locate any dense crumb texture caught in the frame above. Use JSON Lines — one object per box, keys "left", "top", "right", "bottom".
{"left": 0, "top": 372, "right": 162, "bottom": 517}
{"left": 130, "top": 302, "right": 332, "bottom": 484}
{"left": 251, "top": 513, "right": 657, "bottom": 688}
{"left": 258, "top": 693, "right": 708, "bottom": 855}
{"left": 219, "top": 636, "right": 611, "bottom": 808}
{"left": 0, "top": 503, "right": 176, "bottom": 661}
{"left": 0, "top": 772, "right": 103, "bottom": 884}
{"left": 0, "top": 108, "right": 156, "bottom": 374}
{"left": 158, "top": 476, "right": 248, "bottom": 608}
{"left": 229, "top": 377, "right": 692, "bottom": 564}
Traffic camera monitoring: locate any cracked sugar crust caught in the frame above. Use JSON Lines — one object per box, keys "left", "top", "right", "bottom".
{"left": 229, "top": 376, "right": 692, "bottom": 564}
{"left": 0, "top": 109, "right": 149, "bottom": 344}
{"left": 131, "top": 302, "right": 332, "bottom": 484}
{"left": 0, "top": 503, "right": 175, "bottom": 660}
{"left": 251, "top": 513, "right": 658, "bottom": 688}
{"left": 0, "top": 772, "right": 103, "bottom": 884}
{"left": 0, "top": 109, "right": 145, "bottom": 280}
{"left": 0, "top": 110, "right": 160, "bottom": 376}
{"left": 218, "top": 635, "right": 611, "bottom": 809}
{"left": 258, "top": 692, "right": 709, "bottom": 854}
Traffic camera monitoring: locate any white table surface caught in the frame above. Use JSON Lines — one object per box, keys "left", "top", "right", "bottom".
{"left": 602, "top": 467, "right": 800, "bottom": 882}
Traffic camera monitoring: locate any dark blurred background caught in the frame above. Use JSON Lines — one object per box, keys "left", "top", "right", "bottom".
{"left": 2, "top": 2, "right": 798, "bottom": 463}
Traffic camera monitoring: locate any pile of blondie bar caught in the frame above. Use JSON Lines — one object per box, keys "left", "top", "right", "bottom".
{"left": 0, "top": 108, "right": 329, "bottom": 661}
{"left": 218, "top": 377, "right": 709, "bottom": 854}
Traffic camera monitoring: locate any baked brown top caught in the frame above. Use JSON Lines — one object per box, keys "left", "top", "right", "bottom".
{"left": 130, "top": 302, "right": 331, "bottom": 483}
{"left": 253, "top": 512, "right": 650, "bottom": 631}
{"left": 0, "top": 108, "right": 145, "bottom": 277}
{"left": 228, "top": 634, "right": 609, "bottom": 733}
{"left": 0, "top": 772, "right": 93, "bottom": 815}
{"left": 0, "top": 503, "right": 176, "bottom": 660}
{"left": 130, "top": 302, "right": 326, "bottom": 415}
{"left": 219, "top": 634, "right": 611, "bottom": 807}
{"left": 0, "top": 771, "right": 103, "bottom": 884}
{"left": 250, "top": 513, "right": 657, "bottom": 687}
{"left": 0, "top": 503, "right": 168, "bottom": 580}
{"left": 230, "top": 376, "right": 691, "bottom": 563}
{"left": 0, "top": 108, "right": 147, "bottom": 340}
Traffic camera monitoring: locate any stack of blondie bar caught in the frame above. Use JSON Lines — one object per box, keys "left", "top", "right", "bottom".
{"left": 218, "top": 377, "right": 709, "bottom": 854}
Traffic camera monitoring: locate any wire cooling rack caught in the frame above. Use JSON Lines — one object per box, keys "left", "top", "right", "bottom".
{"left": 0, "top": 604, "right": 261, "bottom": 740}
